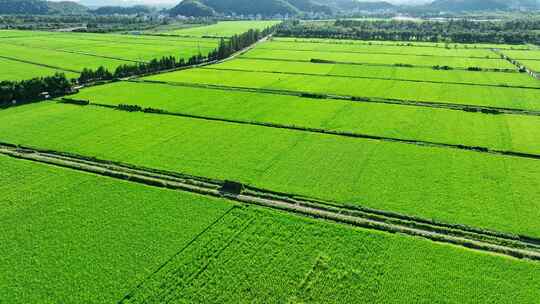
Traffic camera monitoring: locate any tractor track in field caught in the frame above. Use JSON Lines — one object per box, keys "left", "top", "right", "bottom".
{"left": 202, "top": 66, "right": 540, "bottom": 90}
{"left": 78, "top": 101, "right": 540, "bottom": 161}
{"left": 133, "top": 79, "right": 540, "bottom": 117}
{"left": 1, "top": 142, "right": 539, "bottom": 261}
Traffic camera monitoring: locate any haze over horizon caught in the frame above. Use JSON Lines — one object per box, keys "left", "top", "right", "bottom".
{"left": 51, "top": 0, "right": 433, "bottom": 6}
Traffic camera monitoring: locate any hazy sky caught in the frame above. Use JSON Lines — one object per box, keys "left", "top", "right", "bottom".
{"left": 56, "top": 0, "right": 432, "bottom": 3}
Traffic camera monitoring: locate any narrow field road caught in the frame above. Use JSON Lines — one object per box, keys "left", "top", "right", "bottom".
{"left": 1, "top": 142, "right": 539, "bottom": 261}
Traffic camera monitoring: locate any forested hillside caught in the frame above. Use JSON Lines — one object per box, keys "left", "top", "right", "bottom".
{"left": 0, "top": 0, "right": 88, "bottom": 15}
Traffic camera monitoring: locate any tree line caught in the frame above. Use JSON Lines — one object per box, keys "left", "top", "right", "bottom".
{"left": 78, "top": 24, "right": 278, "bottom": 84}
{"left": 277, "top": 19, "right": 540, "bottom": 44}
{"left": 0, "top": 73, "right": 71, "bottom": 108}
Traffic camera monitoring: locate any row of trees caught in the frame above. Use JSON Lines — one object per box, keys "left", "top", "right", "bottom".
{"left": 277, "top": 19, "right": 540, "bottom": 44}
{"left": 0, "top": 73, "right": 71, "bottom": 107}
{"left": 79, "top": 25, "right": 278, "bottom": 84}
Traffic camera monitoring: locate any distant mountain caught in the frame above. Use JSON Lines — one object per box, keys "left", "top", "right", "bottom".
{"left": 0, "top": 0, "right": 88, "bottom": 15}
{"left": 170, "top": 0, "right": 395, "bottom": 17}
{"left": 169, "top": 0, "right": 215, "bottom": 17}
{"left": 426, "top": 0, "right": 539, "bottom": 12}
{"left": 47, "top": 1, "right": 89, "bottom": 14}
{"left": 92, "top": 5, "right": 152, "bottom": 15}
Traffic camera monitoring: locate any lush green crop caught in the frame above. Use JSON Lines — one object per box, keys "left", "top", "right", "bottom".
{"left": 243, "top": 48, "right": 515, "bottom": 69}
{"left": 0, "top": 102, "right": 538, "bottom": 238}
{"left": 3, "top": 155, "right": 538, "bottom": 303}
{"left": 124, "top": 207, "right": 540, "bottom": 304}
{"left": 502, "top": 50, "right": 540, "bottom": 60}
{"left": 263, "top": 40, "right": 498, "bottom": 58}
{"left": 0, "top": 43, "right": 131, "bottom": 72}
{"left": 146, "top": 68, "right": 540, "bottom": 111}
{"left": 164, "top": 20, "right": 280, "bottom": 37}
{"left": 520, "top": 60, "right": 540, "bottom": 72}
{"left": 212, "top": 58, "right": 540, "bottom": 88}
{"left": 273, "top": 37, "right": 533, "bottom": 50}
{"left": 0, "top": 30, "right": 219, "bottom": 78}
{"left": 0, "top": 33, "right": 219, "bottom": 63}
{"left": 72, "top": 81, "right": 540, "bottom": 155}
{"left": 0, "top": 58, "right": 78, "bottom": 81}
{"left": 0, "top": 154, "right": 234, "bottom": 303}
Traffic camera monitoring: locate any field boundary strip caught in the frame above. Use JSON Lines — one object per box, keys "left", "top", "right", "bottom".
{"left": 203, "top": 66, "right": 540, "bottom": 90}
{"left": 72, "top": 101, "right": 540, "bottom": 160}
{"left": 133, "top": 79, "right": 540, "bottom": 117}
{"left": 255, "top": 46, "right": 506, "bottom": 60}
{"left": 1, "top": 142, "right": 539, "bottom": 261}
{"left": 240, "top": 56, "right": 519, "bottom": 73}
{"left": 0, "top": 54, "right": 81, "bottom": 73}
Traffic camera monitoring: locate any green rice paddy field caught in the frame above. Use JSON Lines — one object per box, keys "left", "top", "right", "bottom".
{"left": 242, "top": 47, "right": 514, "bottom": 69}
{"left": 0, "top": 102, "right": 539, "bottom": 238}
{"left": 146, "top": 68, "right": 540, "bottom": 111}
{"left": 274, "top": 37, "right": 534, "bottom": 50}
{"left": 2, "top": 31, "right": 540, "bottom": 303}
{"left": 162, "top": 20, "right": 280, "bottom": 37}
{"left": 0, "top": 58, "right": 78, "bottom": 81}
{"left": 1, "top": 155, "right": 539, "bottom": 304}
{"left": 72, "top": 81, "right": 540, "bottom": 155}
{"left": 210, "top": 58, "right": 540, "bottom": 87}
{"left": 0, "top": 30, "right": 219, "bottom": 79}
{"left": 262, "top": 39, "right": 499, "bottom": 58}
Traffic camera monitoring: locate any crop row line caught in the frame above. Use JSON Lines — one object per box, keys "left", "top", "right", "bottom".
{"left": 203, "top": 66, "right": 540, "bottom": 90}
{"left": 256, "top": 46, "right": 505, "bottom": 60}
{"left": 240, "top": 56, "right": 519, "bottom": 73}
{"left": 133, "top": 79, "right": 540, "bottom": 117}
{"left": 0, "top": 142, "right": 538, "bottom": 261}
{"left": 64, "top": 99, "right": 540, "bottom": 161}
{"left": 0, "top": 54, "right": 80, "bottom": 73}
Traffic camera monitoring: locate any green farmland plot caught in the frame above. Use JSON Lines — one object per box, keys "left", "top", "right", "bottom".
{"left": 502, "top": 50, "right": 540, "bottom": 60}
{"left": 262, "top": 40, "right": 498, "bottom": 58}
{"left": 72, "top": 81, "right": 540, "bottom": 155}
{"left": 0, "top": 43, "right": 131, "bottom": 72}
{"left": 2, "top": 156, "right": 539, "bottom": 303}
{"left": 211, "top": 58, "right": 540, "bottom": 88}
{"left": 164, "top": 20, "right": 281, "bottom": 37}
{"left": 0, "top": 30, "right": 220, "bottom": 79}
{"left": 242, "top": 48, "right": 515, "bottom": 69}
{"left": 273, "top": 37, "right": 533, "bottom": 50}
{"left": 124, "top": 207, "right": 540, "bottom": 304}
{"left": 0, "top": 154, "right": 234, "bottom": 303}
{"left": 0, "top": 102, "right": 539, "bottom": 238}
{"left": 0, "top": 34, "right": 219, "bottom": 63}
{"left": 0, "top": 58, "right": 78, "bottom": 81}
{"left": 0, "top": 29, "right": 57, "bottom": 38}
{"left": 146, "top": 68, "right": 540, "bottom": 111}
{"left": 520, "top": 60, "right": 540, "bottom": 72}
